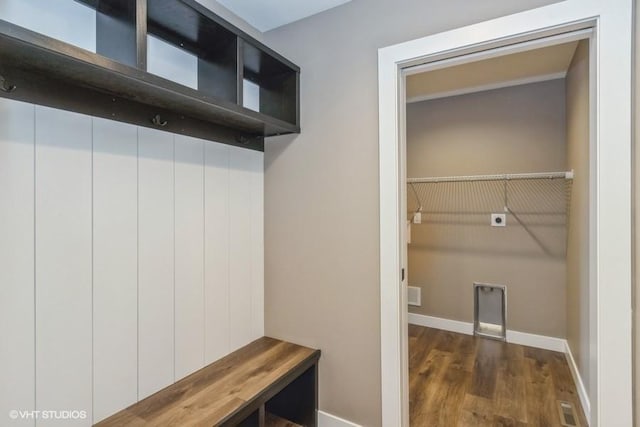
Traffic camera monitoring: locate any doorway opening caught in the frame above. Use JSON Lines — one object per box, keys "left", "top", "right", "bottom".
{"left": 379, "top": 5, "right": 634, "bottom": 426}
{"left": 404, "top": 35, "right": 592, "bottom": 426}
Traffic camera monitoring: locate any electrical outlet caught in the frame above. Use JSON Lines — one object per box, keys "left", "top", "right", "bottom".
{"left": 491, "top": 213, "right": 506, "bottom": 227}
{"left": 413, "top": 212, "right": 422, "bottom": 224}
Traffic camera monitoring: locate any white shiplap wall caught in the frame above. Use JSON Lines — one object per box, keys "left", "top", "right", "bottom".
{"left": 174, "top": 136, "right": 206, "bottom": 381}
{"left": 137, "top": 128, "right": 176, "bottom": 400}
{"left": 0, "top": 93, "right": 35, "bottom": 427}
{"left": 34, "top": 107, "right": 94, "bottom": 427}
{"left": 0, "top": 2, "right": 263, "bottom": 425}
{"left": 0, "top": 98, "right": 264, "bottom": 426}
{"left": 92, "top": 119, "right": 139, "bottom": 422}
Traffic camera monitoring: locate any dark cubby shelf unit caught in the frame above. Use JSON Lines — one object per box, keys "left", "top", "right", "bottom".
{"left": 242, "top": 41, "right": 299, "bottom": 125}
{"left": 0, "top": 0, "right": 300, "bottom": 151}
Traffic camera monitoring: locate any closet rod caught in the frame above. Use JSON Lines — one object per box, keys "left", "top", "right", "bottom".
{"left": 407, "top": 170, "right": 573, "bottom": 184}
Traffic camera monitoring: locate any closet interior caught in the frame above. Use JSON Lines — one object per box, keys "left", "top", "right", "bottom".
{"left": 405, "top": 37, "right": 592, "bottom": 426}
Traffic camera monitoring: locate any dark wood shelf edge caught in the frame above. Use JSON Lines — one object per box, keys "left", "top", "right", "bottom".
{"left": 0, "top": 18, "right": 299, "bottom": 149}
{"left": 176, "top": 0, "right": 300, "bottom": 73}
{"left": 0, "top": 66, "right": 265, "bottom": 151}
{"left": 219, "top": 349, "right": 321, "bottom": 427}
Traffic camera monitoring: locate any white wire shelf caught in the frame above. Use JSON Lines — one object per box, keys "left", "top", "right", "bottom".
{"left": 407, "top": 170, "right": 573, "bottom": 184}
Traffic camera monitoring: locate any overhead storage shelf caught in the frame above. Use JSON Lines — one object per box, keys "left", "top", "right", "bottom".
{"left": 406, "top": 170, "right": 574, "bottom": 256}
{"left": 407, "top": 170, "right": 574, "bottom": 184}
{"left": 407, "top": 170, "right": 574, "bottom": 214}
{"left": 0, "top": 0, "right": 300, "bottom": 151}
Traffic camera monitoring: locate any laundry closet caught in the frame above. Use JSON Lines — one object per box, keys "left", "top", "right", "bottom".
{"left": 405, "top": 38, "right": 592, "bottom": 426}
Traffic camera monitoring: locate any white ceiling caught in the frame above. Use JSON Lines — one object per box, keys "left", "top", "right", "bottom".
{"left": 216, "top": 0, "right": 352, "bottom": 32}
{"left": 407, "top": 41, "right": 579, "bottom": 103}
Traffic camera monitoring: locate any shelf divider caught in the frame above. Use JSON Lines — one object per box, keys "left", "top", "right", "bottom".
{"left": 136, "top": 0, "right": 148, "bottom": 70}
{"left": 94, "top": 0, "right": 138, "bottom": 67}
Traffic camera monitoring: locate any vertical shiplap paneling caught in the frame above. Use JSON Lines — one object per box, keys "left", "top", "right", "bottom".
{"left": 228, "top": 146, "right": 255, "bottom": 350}
{"left": 174, "top": 136, "right": 205, "bottom": 379}
{"left": 0, "top": 99, "right": 35, "bottom": 427}
{"left": 137, "top": 128, "right": 175, "bottom": 399}
{"left": 249, "top": 151, "right": 264, "bottom": 340}
{"left": 92, "top": 119, "right": 138, "bottom": 423}
{"left": 35, "top": 106, "right": 93, "bottom": 426}
{"left": 204, "top": 142, "right": 231, "bottom": 363}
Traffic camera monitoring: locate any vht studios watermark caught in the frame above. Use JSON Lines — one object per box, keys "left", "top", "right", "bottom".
{"left": 8, "top": 409, "right": 87, "bottom": 420}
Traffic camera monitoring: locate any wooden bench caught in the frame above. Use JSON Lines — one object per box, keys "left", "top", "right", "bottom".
{"left": 95, "top": 337, "right": 320, "bottom": 427}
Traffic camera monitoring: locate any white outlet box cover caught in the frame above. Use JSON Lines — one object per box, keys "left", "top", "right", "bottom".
{"left": 413, "top": 212, "right": 422, "bottom": 224}
{"left": 408, "top": 286, "right": 421, "bottom": 306}
{"left": 491, "top": 213, "right": 506, "bottom": 227}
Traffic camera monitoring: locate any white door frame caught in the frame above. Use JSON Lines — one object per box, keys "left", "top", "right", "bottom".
{"left": 378, "top": 1, "right": 633, "bottom": 426}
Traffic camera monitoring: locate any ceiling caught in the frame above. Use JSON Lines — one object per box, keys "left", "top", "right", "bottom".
{"left": 216, "top": 0, "right": 352, "bottom": 32}
{"left": 406, "top": 41, "right": 579, "bottom": 103}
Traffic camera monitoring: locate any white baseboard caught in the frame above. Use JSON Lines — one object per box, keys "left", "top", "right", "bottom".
{"left": 408, "top": 312, "right": 563, "bottom": 352}
{"left": 318, "top": 410, "right": 362, "bottom": 427}
{"left": 564, "top": 341, "right": 591, "bottom": 421}
{"left": 505, "top": 329, "right": 566, "bottom": 353}
{"left": 408, "top": 313, "right": 473, "bottom": 335}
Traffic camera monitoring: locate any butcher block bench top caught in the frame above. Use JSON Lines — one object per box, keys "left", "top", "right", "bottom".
{"left": 94, "top": 337, "right": 320, "bottom": 427}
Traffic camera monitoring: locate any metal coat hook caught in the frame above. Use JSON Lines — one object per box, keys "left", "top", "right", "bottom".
{"left": 151, "top": 114, "right": 167, "bottom": 127}
{"left": 236, "top": 135, "right": 261, "bottom": 144}
{"left": 0, "top": 75, "right": 16, "bottom": 93}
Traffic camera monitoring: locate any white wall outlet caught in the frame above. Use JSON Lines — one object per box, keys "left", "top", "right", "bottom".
{"left": 491, "top": 213, "right": 506, "bottom": 227}
{"left": 413, "top": 212, "right": 422, "bottom": 224}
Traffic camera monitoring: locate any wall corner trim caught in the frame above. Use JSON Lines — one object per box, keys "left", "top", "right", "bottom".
{"left": 565, "top": 341, "right": 591, "bottom": 421}
{"left": 318, "top": 410, "right": 363, "bottom": 427}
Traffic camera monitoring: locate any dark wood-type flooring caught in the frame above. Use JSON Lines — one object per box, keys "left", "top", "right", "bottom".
{"left": 409, "top": 325, "right": 588, "bottom": 427}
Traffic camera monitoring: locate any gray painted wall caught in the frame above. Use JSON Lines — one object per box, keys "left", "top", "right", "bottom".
{"left": 565, "top": 39, "right": 591, "bottom": 398}
{"left": 406, "top": 80, "right": 568, "bottom": 339}
{"left": 634, "top": 2, "right": 639, "bottom": 425}
{"left": 262, "top": 0, "right": 563, "bottom": 425}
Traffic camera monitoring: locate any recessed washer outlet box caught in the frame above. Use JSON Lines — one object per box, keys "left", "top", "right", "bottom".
{"left": 408, "top": 286, "right": 421, "bottom": 306}
{"left": 491, "top": 213, "right": 506, "bottom": 227}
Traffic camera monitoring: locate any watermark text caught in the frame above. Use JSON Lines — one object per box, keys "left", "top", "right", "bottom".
{"left": 8, "top": 409, "right": 87, "bottom": 420}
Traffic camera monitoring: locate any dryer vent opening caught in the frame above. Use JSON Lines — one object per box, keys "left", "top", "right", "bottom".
{"left": 474, "top": 283, "right": 506, "bottom": 341}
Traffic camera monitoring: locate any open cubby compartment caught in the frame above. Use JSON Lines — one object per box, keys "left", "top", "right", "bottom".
{"left": 146, "top": 0, "right": 239, "bottom": 103}
{"left": 236, "top": 409, "right": 261, "bottom": 427}
{"left": 0, "top": 0, "right": 300, "bottom": 148}
{"left": 74, "top": 0, "right": 140, "bottom": 67}
{"left": 1, "top": 0, "right": 97, "bottom": 54}
{"left": 242, "top": 41, "right": 299, "bottom": 126}
{"left": 264, "top": 364, "right": 317, "bottom": 427}
{"left": 230, "top": 364, "right": 315, "bottom": 427}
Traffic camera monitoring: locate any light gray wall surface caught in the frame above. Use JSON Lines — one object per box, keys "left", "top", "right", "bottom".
{"left": 406, "top": 80, "right": 569, "bottom": 339}
{"left": 565, "top": 39, "right": 591, "bottom": 398}
{"left": 261, "top": 0, "right": 563, "bottom": 425}
{"left": 634, "top": 1, "right": 639, "bottom": 425}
